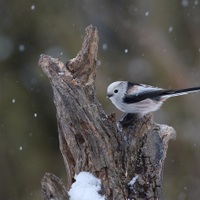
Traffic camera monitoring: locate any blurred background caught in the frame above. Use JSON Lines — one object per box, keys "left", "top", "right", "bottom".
{"left": 1, "top": 0, "right": 200, "bottom": 199}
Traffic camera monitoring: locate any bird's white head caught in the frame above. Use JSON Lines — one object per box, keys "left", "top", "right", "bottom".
{"left": 107, "top": 81, "right": 127, "bottom": 97}
{"left": 107, "top": 81, "right": 127, "bottom": 107}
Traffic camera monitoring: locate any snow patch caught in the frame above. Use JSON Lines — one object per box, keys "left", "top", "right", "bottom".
{"left": 128, "top": 175, "right": 138, "bottom": 186}
{"left": 58, "top": 72, "right": 65, "bottom": 75}
{"left": 68, "top": 172, "right": 105, "bottom": 200}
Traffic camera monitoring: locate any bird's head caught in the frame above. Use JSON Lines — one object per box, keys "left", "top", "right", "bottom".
{"left": 107, "top": 81, "right": 127, "bottom": 102}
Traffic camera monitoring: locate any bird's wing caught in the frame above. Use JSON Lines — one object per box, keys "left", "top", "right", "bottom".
{"left": 123, "top": 88, "right": 170, "bottom": 104}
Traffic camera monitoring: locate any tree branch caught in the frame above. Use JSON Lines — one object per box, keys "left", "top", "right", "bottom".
{"left": 41, "top": 173, "right": 69, "bottom": 200}
{"left": 39, "top": 25, "right": 176, "bottom": 200}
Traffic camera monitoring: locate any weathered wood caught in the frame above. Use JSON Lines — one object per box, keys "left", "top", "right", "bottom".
{"left": 39, "top": 25, "right": 176, "bottom": 200}
{"left": 41, "top": 173, "right": 69, "bottom": 200}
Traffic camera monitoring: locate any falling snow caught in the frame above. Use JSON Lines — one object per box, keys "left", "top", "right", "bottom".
{"left": 19, "top": 44, "right": 25, "bottom": 52}
{"left": 97, "top": 60, "right": 101, "bottom": 66}
{"left": 102, "top": 43, "right": 107, "bottom": 50}
{"left": 184, "top": 186, "right": 187, "bottom": 190}
{"left": 168, "top": 26, "right": 173, "bottom": 32}
{"left": 124, "top": 49, "right": 128, "bottom": 53}
{"left": 12, "top": 99, "right": 16, "bottom": 103}
{"left": 34, "top": 113, "right": 37, "bottom": 118}
{"left": 31, "top": 5, "right": 35, "bottom": 11}
{"left": 19, "top": 146, "right": 23, "bottom": 151}
{"left": 145, "top": 11, "right": 149, "bottom": 16}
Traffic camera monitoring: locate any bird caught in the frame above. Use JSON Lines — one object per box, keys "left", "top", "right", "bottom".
{"left": 107, "top": 81, "right": 200, "bottom": 116}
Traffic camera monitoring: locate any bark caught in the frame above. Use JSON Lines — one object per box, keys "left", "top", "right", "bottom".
{"left": 39, "top": 25, "right": 176, "bottom": 200}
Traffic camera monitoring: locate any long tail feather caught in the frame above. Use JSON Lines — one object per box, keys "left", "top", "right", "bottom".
{"left": 162, "top": 86, "right": 200, "bottom": 98}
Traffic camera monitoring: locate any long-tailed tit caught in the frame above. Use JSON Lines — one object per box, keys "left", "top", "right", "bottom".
{"left": 107, "top": 81, "right": 200, "bottom": 116}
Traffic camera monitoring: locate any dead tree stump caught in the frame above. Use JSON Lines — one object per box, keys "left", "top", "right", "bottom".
{"left": 39, "top": 25, "right": 176, "bottom": 200}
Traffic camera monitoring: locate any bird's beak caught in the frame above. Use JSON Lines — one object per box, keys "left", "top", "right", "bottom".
{"left": 107, "top": 93, "right": 113, "bottom": 98}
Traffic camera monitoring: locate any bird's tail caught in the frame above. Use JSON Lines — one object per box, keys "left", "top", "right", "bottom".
{"left": 162, "top": 86, "right": 200, "bottom": 98}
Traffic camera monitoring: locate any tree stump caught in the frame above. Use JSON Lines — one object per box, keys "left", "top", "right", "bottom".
{"left": 39, "top": 25, "right": 176, "bottom": 200}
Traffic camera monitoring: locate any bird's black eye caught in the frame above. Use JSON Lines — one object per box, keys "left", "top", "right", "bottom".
{"left": 114, "top": 89, "right": 118, "bottom": 93}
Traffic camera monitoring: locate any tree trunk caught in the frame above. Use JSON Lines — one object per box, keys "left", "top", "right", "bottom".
{"left": 39, "top": 25, "right": 176, "bottom": 200}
